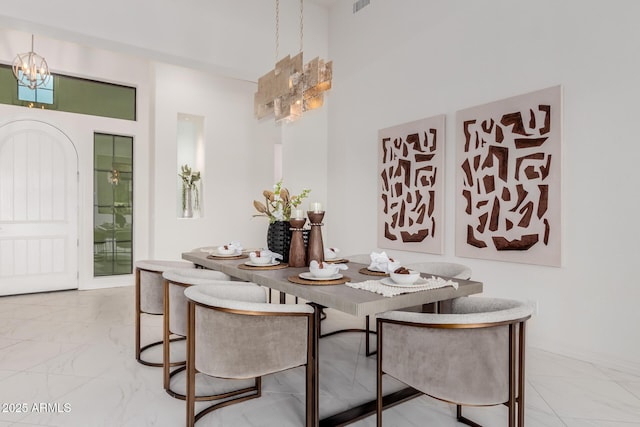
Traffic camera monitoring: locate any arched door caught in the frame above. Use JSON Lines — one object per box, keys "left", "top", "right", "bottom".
{"left": 0, "top": 120, "right": 79, "bottom": 295}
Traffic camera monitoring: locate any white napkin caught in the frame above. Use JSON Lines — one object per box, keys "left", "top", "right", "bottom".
{"left": 257, "top": 249, "right": 283, "bottom": 261}
{"left": 324, "top": 247, "right": 340, "bottom": 259}
{"left": 309, "top": 260, "right": 349, "bottom": 271}
{"left": 218, "top": 241, "right": 243, "bottom": 255}
{"left": 368, "top": 251, "right": 401, "bottom": 273}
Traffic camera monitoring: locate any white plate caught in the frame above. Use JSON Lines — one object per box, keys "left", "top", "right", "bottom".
{"left": 212, "top": 251, "right": 242, "bottom": 257}
{"left": 244, "top": 260, "right": 280, "bottom": 267}
{"left": 381, "top": 277, "right": 426, "bottom": 288}
{"left": 299, "top": 272, "right": 343, "bottom": 281}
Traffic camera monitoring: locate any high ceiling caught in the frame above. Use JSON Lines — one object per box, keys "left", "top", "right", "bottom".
{"left": 308, "top": 0, "right": 339, "bottom": 7}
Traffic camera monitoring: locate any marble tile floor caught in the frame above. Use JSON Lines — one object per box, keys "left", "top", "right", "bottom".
{"left": 0, "top": 286, "right": 639, "bottom": 427}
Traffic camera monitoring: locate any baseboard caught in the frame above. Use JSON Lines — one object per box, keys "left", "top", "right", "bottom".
{"left": 80, "top": 276, "right": 133, "bottom": 291}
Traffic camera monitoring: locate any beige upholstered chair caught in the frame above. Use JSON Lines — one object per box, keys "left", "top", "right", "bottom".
{"left": 376, "top": 297, "right": 533, "bottom": 427}
{"left": 162, "top": 268, "right": 238, "bottom": 399}
{"left": 405, "top": 261, "right": 472, "bottom": 280}
{"left": 184, "top": 283, "right": 315, "bottom": 427}
{"left": 134, "top": 260, "right": 194, "bottom": 366}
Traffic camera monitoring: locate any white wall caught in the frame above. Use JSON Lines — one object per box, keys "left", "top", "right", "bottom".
{"left": 325, "top": 0, "right": 640, "bottom": 372}
{"left": 151, "top": 63, "right": 279, "bottom": 257}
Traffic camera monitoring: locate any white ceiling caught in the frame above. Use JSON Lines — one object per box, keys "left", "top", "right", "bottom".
{"left": 308, "top": 0, "right": 340, "bottom": 7}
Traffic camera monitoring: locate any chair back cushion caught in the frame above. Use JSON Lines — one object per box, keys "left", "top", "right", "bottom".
{"left": 185, "top": 284, "right": 311, "bottom": 379}
{"left": 381, "top": 322, "right": 510, "bottom": 405}
{"left": 195, "top": 307, "right": 310, "bottom": 379}
{"left": 137, "top": 260, "right": 194, "bottom": 314}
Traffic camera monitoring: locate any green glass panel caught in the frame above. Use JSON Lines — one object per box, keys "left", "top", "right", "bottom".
{"left": 94, "top": 132, "right": 133, "bottom": 276}
{"left": 57, "top": 76, "right": 135, "bottom": 120}
{"left": 0, "top": 64, "right": 135, "bottom": 120}
{"left": 0, "top": 66, "right": 14, "bottom": 105}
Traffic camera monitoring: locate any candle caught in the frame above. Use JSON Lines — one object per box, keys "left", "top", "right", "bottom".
{"left": 292, "top": 208, "right": 304, "bottom": 219}
{"left": 309, "top": 202, "right": 323, "bottom": 213}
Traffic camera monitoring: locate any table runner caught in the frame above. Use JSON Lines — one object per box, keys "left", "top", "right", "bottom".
{"left": 346, "top": 276, "right": 458, "bottom": 297}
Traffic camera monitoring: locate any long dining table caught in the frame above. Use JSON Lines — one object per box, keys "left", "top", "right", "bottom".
{"left": 182, "top": 249, "right": 483, "bottom": 426}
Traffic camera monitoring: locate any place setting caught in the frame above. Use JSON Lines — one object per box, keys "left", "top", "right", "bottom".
{"left": 201, "top": 241, "right": 248, "bottom": 260}
{"left": 323, "top": 247, "right": 350, "bottom": 264}
{"left": 288, "top": 260, "right": 351, "bottom": 285}
{"left": 338, "top": 252, "right": 460, "bottom": 297}
{"left": 357, "top": 251, "right": 397, "bottom": 276}
{"left": 239, "top": 249, "right": 289, "bottom": 270}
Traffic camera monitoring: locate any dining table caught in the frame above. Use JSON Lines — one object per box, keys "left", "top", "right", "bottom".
{"left": 182, "top": 249, "right": 483, "bottom": 426}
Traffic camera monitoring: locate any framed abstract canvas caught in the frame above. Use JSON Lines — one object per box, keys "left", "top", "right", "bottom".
{"left": 378, "top": 115, "right": 445, "bottom": 254}
{"left": 455, "top": 86, "right": 562, "bottom": 266}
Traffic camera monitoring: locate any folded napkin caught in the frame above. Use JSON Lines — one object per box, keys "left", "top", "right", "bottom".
{"left": 368, "top": 251, "right": 401, "bottom": 274}
{"left": 309, "top": 260, "right": 348, "bottom": 271}
{"left": 218, "top": 241, "right": 243, "bottom": 255}
{"left": 346, "top": 276, "right": 459, "bottom": 297}
{"left": 255, "top": 249, "right": 283, "bottom": 260}
{"left": 324, "top": 247, "right": 340, "bottom": 259}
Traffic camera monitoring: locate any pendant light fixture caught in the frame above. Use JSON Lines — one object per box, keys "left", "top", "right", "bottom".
{"left": 12, "top": 34, "right": 51, "bottom": 90}
{"left": 254, "top": 0, "right": 333, "bottom": 124}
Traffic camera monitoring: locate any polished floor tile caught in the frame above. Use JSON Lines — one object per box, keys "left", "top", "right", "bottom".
{"left": 1, "top": 287, "right": 639, "bottom": 427}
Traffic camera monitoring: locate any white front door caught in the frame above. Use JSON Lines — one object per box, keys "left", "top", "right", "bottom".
{"left": 0, "top": 120, "right": 79, "bottom": 296}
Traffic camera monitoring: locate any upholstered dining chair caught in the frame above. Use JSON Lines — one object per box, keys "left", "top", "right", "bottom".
{"left": 376, "top": 297, "right": 533, "bottom": 427}
{"left": 162, "top": 268, "right": 238, "bottom": 399}
{"left": 184, "top": 283, "right": 315, "bottom": 427}
{"left": 134, "top": 260, "right": 194, "bottom": 366}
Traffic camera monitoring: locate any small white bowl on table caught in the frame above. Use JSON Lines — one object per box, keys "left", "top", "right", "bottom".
{"left": 217, "top": 246, "right": 236, "bottom": 255}
{"left": 249, "top": 251, "right": 275, "bottom": 265}
{"left": 309, "top": 261, "right": 341, "bottom": 278}
{"left": 389, "top": 270, "right": 420, "bottom": 285}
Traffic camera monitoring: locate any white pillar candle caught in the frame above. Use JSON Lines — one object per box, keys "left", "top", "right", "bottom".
{"left": 292, "top": 208, "right": 304, "bottom": 219}
{"left": 309, "top": 202, "right": 323, "bottom": 213}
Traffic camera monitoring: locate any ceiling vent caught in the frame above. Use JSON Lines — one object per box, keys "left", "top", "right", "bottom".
{"left": 353, "top": 0, "right": 370, "bottom": 13}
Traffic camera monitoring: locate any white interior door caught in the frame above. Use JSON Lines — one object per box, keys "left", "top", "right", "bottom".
{"left": 0, "top": 120, "right": 79, "bottom": 296}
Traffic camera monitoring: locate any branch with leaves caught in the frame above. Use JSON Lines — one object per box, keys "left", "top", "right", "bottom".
{"left": 253, "top": 180, "right": 310, "bottom": 223}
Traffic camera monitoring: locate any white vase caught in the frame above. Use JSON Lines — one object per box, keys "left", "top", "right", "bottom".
{"left": 182, "top": 188, "right": 193, "bottom": 218}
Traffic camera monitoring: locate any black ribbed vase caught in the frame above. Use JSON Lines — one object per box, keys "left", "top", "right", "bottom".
{"left": 267, "top": 221, "right": 309, "bottom": 264}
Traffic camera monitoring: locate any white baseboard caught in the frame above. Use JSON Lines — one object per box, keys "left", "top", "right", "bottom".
{"left": 80, "top": 275, "right": 134, "bottom": 290}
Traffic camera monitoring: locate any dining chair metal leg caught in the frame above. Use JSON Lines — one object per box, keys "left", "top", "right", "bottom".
{"left": 518, "top": 321, "right": 526, "bottom": 427}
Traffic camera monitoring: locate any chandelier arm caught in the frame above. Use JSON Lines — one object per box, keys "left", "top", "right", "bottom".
{"left": 299, "top": 0, "right": 304, "bottom": 53}
{"left": 275, "top": 0, "right": 280, "bottom": 61}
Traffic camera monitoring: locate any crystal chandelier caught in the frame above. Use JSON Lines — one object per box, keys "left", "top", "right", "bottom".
{"left": 254, "top": 0, "right": 332, "bottom": 124}
{"left": 12, "top": 34, "right": 51, "bottom": 90}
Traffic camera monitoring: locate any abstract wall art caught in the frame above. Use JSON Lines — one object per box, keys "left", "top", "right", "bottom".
{"left": 378, "top": 115, "right": 445, "bottom": 254}
{"left": 455, "top": 86, "right": 562, "bottom": 266}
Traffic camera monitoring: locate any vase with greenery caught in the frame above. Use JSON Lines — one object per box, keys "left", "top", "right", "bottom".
{"left": 179, "top": 164, "right": 200, "bottom": 218}
{"left": 253, "top": 180, "right": 310, "bottom": 262}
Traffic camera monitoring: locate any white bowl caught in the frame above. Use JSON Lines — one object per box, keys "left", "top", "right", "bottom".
{"left": 390, "top": 270, "right": 420, "bottom": 285}
{"left": 309, "top": 262, "right": 340, "bottom": 278}
{"left": 217, "top": 246, "right": 236, "bottom": 255}
{"left": 249, "top": 251, "right": 273, "bottom": 264}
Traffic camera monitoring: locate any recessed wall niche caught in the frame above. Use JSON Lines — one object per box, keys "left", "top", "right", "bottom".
{"left": 177, "top": 113, "right": 204, "bottom": 218}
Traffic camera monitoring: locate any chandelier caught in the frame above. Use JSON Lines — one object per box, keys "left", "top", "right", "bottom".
{"left": 254, "top": 0, "right": 333, "bottom": 123}
{"left": 12, "top": 34, "right": 51, "bottom": 90}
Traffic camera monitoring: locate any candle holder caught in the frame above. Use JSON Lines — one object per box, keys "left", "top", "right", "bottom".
{"left": 306, "top": 211, "right": 325, "bottom": 265}
{"left": 288, "top": 218, "right": 307, "bottom": 268}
